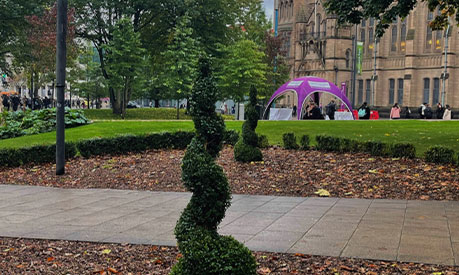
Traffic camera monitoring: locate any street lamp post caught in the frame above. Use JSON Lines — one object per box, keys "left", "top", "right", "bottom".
{"left": 441, "top": 19, "right": 451, "bottom": 106}
{"left": 371, "top": 35, "right": 378, "bottom": 107}
{"left": 56, "top": 0, "right": 68, "bottom": 175}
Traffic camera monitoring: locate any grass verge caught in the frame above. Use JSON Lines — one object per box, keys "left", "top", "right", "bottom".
{"left": 1, "top": 120, "right": 458, "bottom": 156}
{"left": 83, "top": 108, "right": 234, "bottom": 121}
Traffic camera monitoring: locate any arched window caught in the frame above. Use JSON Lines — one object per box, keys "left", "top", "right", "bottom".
{"left": 397, "top": 79, "right": 404, "bottom": 105}
{"left": 435, "top": 30, "right": 442, "bottom": 50}
{"left": 423, "top": 78, "right": 430, "bottom": 103}
{"left": 389, "top": 79, "right": 395, "bottom": 105}
{"left": 358, "top": 80, "right": 364, "bottom": 104}
{"left": 400, "top": 19, "right": 407, "bottom": 52}
{"left": 391, "top": 26, "right": 397, "bottom": 51}
{"left": 290, "top": 0, "right": 294, "bottom": 18}
{"left": 316, "top": 14, "right": 322, "bottom": 36}
{"left": 345, "top": 49, "right": 351, "bottom": 68}
{"left": 426, "top": 25, "right": 433, "bottom": 49}
{"left": 433, "top": 78, "right": 440, "bottom": 104}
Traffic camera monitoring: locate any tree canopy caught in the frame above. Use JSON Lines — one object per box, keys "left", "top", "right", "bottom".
{"left": 324, "top": 0, "right": 459, "bottom": 37}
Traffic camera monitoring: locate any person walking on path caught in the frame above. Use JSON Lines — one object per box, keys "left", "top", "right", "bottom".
{"left": 418, "top": 103, "right": 426, "bottom": 119}
{"left": 404, "top": 106, "right": 411, "bottom": 119}
{"left": 436, "top": 103, "right": 445, "bottom": 119}
{"left": 390, "top": 103, "right": 401, "bottom": 120}
{"left": 424, "top": 104, "right": 433, "bottom": 119}
{"left": 358, "top": 102, "right": 371, "bottom": 120}
{"left": 443, "top": 105, "right": 452, "bottom": 120}
{"left": 326, "top": 100, "right": 336, "bottom": 120}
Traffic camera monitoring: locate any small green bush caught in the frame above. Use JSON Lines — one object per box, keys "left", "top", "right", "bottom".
{"left": 223, "top": 130, "right": 239, "bottom": 145}
{"left": 315, "top": 135, "right": 340, "bottom": 152}
{"left": 258, "top": 135, "right": 269, "bottom": 148}
{"left": 424, "top": 146, "right": 456, "bottom": 164}
{"left": 390, "top": 143, "right": 416, "bottom": 159}
{"left": 171, "top": 229, "right": 256, "bottom": 275}
{"left": 364, "top": 141, "right": 389, "bottom": 156}
{"left": 0, "top": 143, "right": 76, "bottom": 167}
{"left": 234, "top": 86, "right": 263, "bottom": 162}
{"left": 339, "top": 138, "right": 363, "bottom": 153}
{"left": 234, "top": 139, "right": 263, "bottom": 162}
{"left": 299, "top": 135, "right": 310, "bottom": 150}
{"left": 283, "top": 133, "right": 299, "bottom": 150}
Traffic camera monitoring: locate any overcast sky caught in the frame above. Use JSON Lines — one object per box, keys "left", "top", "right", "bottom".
{"left": 263, "top": 0, "right": 275, "bottom": 21}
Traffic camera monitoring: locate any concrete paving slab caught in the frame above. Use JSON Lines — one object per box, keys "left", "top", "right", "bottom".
{"left": 0, "top": 185, "right": 457, "bottom": 266}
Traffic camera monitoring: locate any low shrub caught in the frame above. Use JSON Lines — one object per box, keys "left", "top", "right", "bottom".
{"left": 315, "top": 135, "right": 340, "bottom": 152}
{"left": 0, "top": 143, "right": 76, "bottom": 167}
{"left": 339, "top": 138, "right": 363, "bottom": 153}
{"left": 234, "top": 139, "right": 263, "bottom": 162}
{"left": 364, "top": 141, "right": 389, "bottom": 157}
{"left": 0, "top": 108, "right": 90, "bottom": 140}
{"left": 299, "top": 135, "right": 310, "bottom": 150}
{"left": 282, "top": 133, "right": 299, "bottom": 150}
{"left": 390, "top": 143, "right": 416, "bottom": 159}
{"left": 77, "top": 130, "right": 238, "bottom": 158}
{"left": 223, "top": 130, "right": 240, "bottom": 146}
{"left": 258, "top": 135, "right": 269, "bottom": 148}
{"left": 424, "top": 146, "right": 456, "bottom": 164}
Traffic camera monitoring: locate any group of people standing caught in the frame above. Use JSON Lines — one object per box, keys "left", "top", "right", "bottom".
{"left": 389, "top": 102, "right": 452, "bottom": 120}
{"left": 0, "top": 94, "right": 54, "bottom": 112}
{"left": 416, "top": 102, "right": 452, "bottom": 120}
{"left": 0, "top": 94, "right": 95, "bottom": 112}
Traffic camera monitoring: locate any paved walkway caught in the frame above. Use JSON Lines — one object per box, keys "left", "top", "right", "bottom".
{"left": 0, "top": 185, "right": 457, "bottom": 266}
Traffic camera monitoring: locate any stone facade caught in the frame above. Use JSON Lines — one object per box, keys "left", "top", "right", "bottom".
{"left": 275, "top": 0, "right": 459, "bottom": 108}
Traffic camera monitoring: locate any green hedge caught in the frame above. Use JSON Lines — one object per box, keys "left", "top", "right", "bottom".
{"left": 282, "top": 133, "right": 299, "bottom": 150}
{"left": 315, "top": 135, "right": 418, "bottom": 159}
{"left": 0, "top": 130, "right": 239, "bottom": 167}
{"left": 300, "top": 135, "right": 310, "bottom": 150}
{"left": 424, "top": 146, "right": 456, "bottom": 165}
{"left": 0, "top": 143, "right": 77, "bottom": 167}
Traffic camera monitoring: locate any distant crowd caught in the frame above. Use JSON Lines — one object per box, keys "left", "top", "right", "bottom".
{"left": 0, "top": 94, "right": 100, "bottom": 112}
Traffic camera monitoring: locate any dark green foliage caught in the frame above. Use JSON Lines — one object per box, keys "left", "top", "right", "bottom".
{"left": 424, "top": 146, "right": 456, "bottom": 165}
{"left": 315, "top": 135, "right": 340, "bottom": 152}
{"left": 174, "top": 58, "right": 256, "bottom": 274}
{"left": 390, "top": 143, "right": 416, "bottom": 159}
{"left": 339, "top": 138, "right": 363, "bottom": 153}
{"left": 222, "top": 130, "right": 240, "bottom": 146}
{"left": 299, "top": 135, "right": 310, "bottom": 150}
{"left": 0, "top": 108, "right": 90, "bottom": 140}
{"left": 364, "top": 141, "right": 389, "bottom": 157}
{"left": 234, "top": 86, "right": 263, "bottom": 162}
{"left": 283, "top": 133, "right": 299, "bottom": 150}
{"left": 258, "top": 135, "right": 269, "bottom": 148}
{"left": 76, "top": 131, "right": 203, "bottom": 158}
{"left": 315, "top": 135, "right": 419, "bottom": 159}
{"left": 234, "top": 139, "right": 263, "bottom": 162}
{"left": 0, "top": 143, "right": 76, "bottom": 167}
{"left": 171, "top": 229, "right": 256, "bottom": 275}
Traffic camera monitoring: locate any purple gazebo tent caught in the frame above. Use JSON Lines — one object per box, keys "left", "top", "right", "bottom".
{"left": 263, "top": 76, "right": 354, "bottom": 120}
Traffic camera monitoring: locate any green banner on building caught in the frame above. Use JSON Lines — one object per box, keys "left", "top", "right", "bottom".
{"left": 356, "top": 42, "right": 363, "bottom": 75}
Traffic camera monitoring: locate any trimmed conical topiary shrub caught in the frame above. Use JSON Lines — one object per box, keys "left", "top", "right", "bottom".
{"left": 234, "top": 86, "right": 263, "bottom": 162}
{"left": 171, "top": 58, "right": 256, "bottom": 275}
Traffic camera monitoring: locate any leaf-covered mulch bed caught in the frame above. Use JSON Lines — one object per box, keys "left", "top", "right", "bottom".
{"left": 1, "top": 147, "right": 458, "bottom": 200}
{"left": 1, "top": 238, "right": 458, "bottom": 274}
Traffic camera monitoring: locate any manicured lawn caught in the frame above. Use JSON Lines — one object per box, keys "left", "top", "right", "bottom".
{"left": 83, "top": 108, "right": 234, "bottom": 121}
{"left": 1, "top": 120, "right": 458, "bottom": 156}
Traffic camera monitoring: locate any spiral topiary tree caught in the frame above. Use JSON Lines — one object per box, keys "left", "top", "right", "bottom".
{"left": 234, "top": 85, "right": 263, "bottom": 162}
{"left": 171, "top": 58, "right": 257, "bottom": 275}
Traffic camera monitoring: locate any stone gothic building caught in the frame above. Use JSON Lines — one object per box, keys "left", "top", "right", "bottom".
{"left": 275, "top": 0, "right": 459, "bottom": 108}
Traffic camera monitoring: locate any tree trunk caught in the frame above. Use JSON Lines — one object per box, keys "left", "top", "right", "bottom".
{"left": 154, "top": 99, "right": 159, "bottom": 108}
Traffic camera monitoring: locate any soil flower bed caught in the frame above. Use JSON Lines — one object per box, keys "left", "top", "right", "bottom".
{"left": 1, "top": 238, "right": 458, "bottom": 274}
{"left": 0, "top": 147, "right": 457, "bottom": 200}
